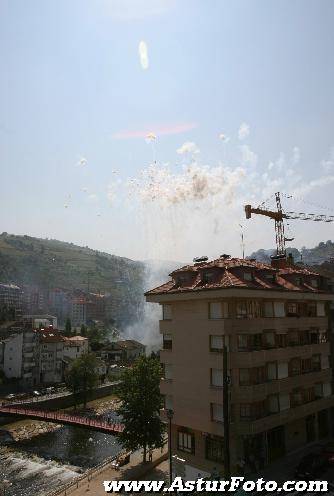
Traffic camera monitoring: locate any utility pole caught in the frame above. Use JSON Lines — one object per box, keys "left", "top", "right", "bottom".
{"left": 223, "top": 344, "right": 231, "bottom": 479}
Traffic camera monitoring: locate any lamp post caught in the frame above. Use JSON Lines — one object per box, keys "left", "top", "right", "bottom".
{"left": 166, "top": 408, "right": 174, "bottom": 485}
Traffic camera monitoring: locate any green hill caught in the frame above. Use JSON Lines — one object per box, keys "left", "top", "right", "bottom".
{"left": 0, "top": 232, "right": 145, "bottom": 328}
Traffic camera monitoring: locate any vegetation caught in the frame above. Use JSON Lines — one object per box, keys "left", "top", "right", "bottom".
{"left": 65, "top": 353, "right": 99, "bottom": 408}
{"left": 117, "top": 356, "right": 165, "bottom": 462}
{"left": 64, "top": 318, "right": 72, "bottom": 336}
{"left": 0, "top": 233, "right": 145, "bottom": 328}
{"left": 0, "top": 304, "right": 15, "bottom": 324}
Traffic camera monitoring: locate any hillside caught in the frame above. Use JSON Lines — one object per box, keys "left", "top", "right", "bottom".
{"left": 0, "top": 233, "right": 145, "bottom": 328}
{"left": 249, "top": 240, "right": 334, "bottom": 265}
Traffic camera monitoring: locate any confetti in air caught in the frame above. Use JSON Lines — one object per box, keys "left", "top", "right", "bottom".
{"left": 138, "top": 41, "right": 149, "bottom": 70}
{"left": 77, "top": 157, "right": 88, "bottom": 166}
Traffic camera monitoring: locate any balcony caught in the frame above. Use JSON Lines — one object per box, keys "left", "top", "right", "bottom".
{"left": 237, "top": 395, "right": 334, "bottom": 435}
{"left": 231, "top": 342, "right": 330, "bottom": 367}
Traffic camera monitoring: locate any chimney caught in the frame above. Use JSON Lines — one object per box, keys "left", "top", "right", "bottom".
{"left": 271, "top": 254, "right": 287, "bottom": 269}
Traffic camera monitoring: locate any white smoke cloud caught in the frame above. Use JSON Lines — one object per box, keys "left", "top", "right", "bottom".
{"left": 240, "top": 144, "right": 258, "bottom": 167}
{"left": 177, "top": 141, "right": 200, "bottom": 155}
{"left": 238, "top": 122, "right": 250, "bottom": 140}
{"left": 138, "top": 41, "right": 149, "bottom": 70}
{"left": 292, "top": 146, "right": 300, "bottom": 165}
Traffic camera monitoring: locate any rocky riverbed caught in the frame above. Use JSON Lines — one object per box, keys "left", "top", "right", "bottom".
{"left": 0, "top": 395, "right": 122, "bottom": 496}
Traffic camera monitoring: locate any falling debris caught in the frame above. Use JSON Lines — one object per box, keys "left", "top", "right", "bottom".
{"left": 138, "top": 41, "right": 149, "bottom": 70}
{"left": 238, "top": 122, "right": 250, "bottom": 140}
{"left": 77, "top": 157, "right": 88, "bottom": 166}
{"left": 145, "top": 132, "right": 156, "bottom": 142}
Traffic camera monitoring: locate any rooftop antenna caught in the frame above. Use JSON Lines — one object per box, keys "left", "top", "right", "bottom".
{"left": 239, "top": 224, "right": 245, "bottom": 259}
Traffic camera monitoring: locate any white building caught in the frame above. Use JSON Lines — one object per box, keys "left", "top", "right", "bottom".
{"left": 63, "top": 335, "right": 89, "bottom": 360}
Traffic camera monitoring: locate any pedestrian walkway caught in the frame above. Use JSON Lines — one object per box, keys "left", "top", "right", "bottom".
{"left": 48, "top": 445, "right": 168, "bottom": 496}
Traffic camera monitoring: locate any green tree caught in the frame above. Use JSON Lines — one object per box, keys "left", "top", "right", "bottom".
{"left": 117, "top": 356, "right": 165, "bottom": 462}
{"left": 80, "top": 324, "right": 87, "bottom": 336}
{"left": 64, "top": 318, "right": 72, "bottom": 336}
{"left": 87, "top": 322, "right": 107, "bottom": 351}
{"left": 65, "top": 353, "right": 99, "bottom": 408}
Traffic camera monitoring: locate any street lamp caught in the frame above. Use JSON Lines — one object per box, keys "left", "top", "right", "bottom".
{"left": 166, "top": 408, "right": 174, "bottom": 485}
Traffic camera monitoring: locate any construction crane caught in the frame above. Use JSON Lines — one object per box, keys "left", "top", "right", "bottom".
{"left": 245, "top": 192, "right": 334, "bottom": 257}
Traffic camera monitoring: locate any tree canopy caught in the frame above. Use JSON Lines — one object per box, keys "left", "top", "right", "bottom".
{"left": 117, "top": 356, "right": 165, "bottom": 462}
{"left": 65, "top": 353, "right": 99, "bottom": 407}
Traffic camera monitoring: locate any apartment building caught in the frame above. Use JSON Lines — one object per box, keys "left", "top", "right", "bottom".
{"left": 0, "top": 327, "right": 39, "bottom": 387}
{"left": 63, "top": 335, "right": 89, "bottom": 360}
{"left": 0, "top": 283, "right": 23, "bottom": 319}
{"left": 38, "top": 329, "right": 66, "bottom": 383}
{"left": 145, "top": 255, "right": 334, "bottom": 479}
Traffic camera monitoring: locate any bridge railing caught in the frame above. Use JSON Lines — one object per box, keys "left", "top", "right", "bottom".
{"left": 0, "top": 405, "right": 124, "bottom": 432}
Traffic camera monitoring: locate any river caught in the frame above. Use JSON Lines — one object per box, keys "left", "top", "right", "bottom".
{"left": 0, "top": 396, "right": 122, "bottom": 496}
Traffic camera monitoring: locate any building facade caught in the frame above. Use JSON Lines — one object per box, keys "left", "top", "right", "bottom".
{"left": 0, "top": 283, "right": 23, "bottom": 319}
{"left": 146, "top": 256, "right": 334, "bottom": 479}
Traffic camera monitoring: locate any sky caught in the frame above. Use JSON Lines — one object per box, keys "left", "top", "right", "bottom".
{"left": 1, "top": 0, "right": 334, "bottom": 263}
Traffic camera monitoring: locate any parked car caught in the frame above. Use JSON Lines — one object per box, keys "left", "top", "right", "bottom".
{"left": 5, "top": 394, "right": 15, "bottom": 400}
{"left": 294, "top": 452, "right": 328, "bottom": 479}
{"left": 32, "top": 390, "right": 41, "bottom": 397}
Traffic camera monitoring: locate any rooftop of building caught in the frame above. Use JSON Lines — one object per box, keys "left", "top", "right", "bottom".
{"left": 145, "top": 255, "right": 329, "bottom": 296}
{"left": 34, "top": 327, "right": 66, "bottom": 342}
{"left": 0, "top": 283, "right": 21, "bottom": 290}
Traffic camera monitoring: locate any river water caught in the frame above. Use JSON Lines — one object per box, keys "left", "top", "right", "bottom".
{"left": 0, "top": 400, "right": 122, "bottom": 496}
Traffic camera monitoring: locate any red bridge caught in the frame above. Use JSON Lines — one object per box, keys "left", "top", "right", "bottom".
{"left": 0, "top": 405, "right": 124, "bottom": 435}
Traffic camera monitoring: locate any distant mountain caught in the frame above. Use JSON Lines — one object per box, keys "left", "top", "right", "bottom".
{"left": 0, "top": 233, "right": 145, "bottom": 328}
{"left": 249, "top": 240, "right": 334, "bottom": 265}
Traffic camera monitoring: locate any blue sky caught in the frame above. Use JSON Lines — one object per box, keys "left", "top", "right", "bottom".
{"left": 1, "top": 0, "right": 334, "bottom": 261}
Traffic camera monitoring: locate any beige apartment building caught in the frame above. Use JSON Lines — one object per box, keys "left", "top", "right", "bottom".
{"left": 145, "top": 255, "right": 334, "bottom": 479}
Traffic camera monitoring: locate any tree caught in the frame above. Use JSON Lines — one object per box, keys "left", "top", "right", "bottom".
{"left": 80, "top": 324, "right": 87, "bottom": 336}
{"left": 65, "top": 353, "right": 99, "bottom": 408}
{"left": 86, "top": 322, "right": 108, "bottom": 351}
{"left": 64, "top": 318, "right": 72, "bottom": 336}
{"left": 117, "top": 356, "right": 165, "bottom": 462}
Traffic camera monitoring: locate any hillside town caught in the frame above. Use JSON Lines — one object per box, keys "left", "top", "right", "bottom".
{"left": 0, "top": 281, "right": 146, "bottom": 393}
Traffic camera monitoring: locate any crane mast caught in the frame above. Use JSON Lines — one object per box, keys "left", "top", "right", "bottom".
{"left": 245, "top": 192, "right": 334, "bottom": 257}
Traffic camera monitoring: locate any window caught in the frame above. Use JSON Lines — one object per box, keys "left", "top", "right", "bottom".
{"left": 277, "top": 362, "right": 288, "bottom": 379}
{"left": 263, "top": 332, "right": 275, "bottom": 348}
{"left": 211, "top": 403, "right": 223, "bottom": 422}
{"left": 164, "top": 364, "right": 173, "bottom": 380}
{"left": 274, "top": 301, "right": 285, "bottom": 317}
{"left": 288, "top": 330, "right": 299, "bottom": 346}
{"left": 279, "top": 393, "right": 290, "bottom": 411}
{"left": 323, "top": 383, "right": 332, "bottom": 397}
{"left": 239, "top": 369, "right": 250, "bottom": 386}
{"left": 162, "top": 304, "right": 172, "bottom": 320}
{"left": 267, "top": 362, "right": 277, "bottom": 380}
{"left": 163, "top": 334, "right": 172, "bottom": 350}
{"left": 178, "top": 430, "right": 194, "bottom": 454}
{"left": 310, "top": 279, "right": 318, "bottom": 288}
{"left": 315, "top": 383, "right": 323, "bottom": 398}
{"left": 287, "top": 302, "right": 298, "bottom": 316}
{"left": 202, "top": 271, "right": 215, "bottom": 284}
{"left": 236, "top": 301, "right": 248, "bottom": 318}
{"left": 307, "top": 302, "right": 317, "bottom": 316}
{"left": 264, "top": 302, "right": 274, "bottom": 317}
{"left": 276, "top": 332, "right": 287, "bottom": 348}
{"left": 319, "top": 330, "right": 327, "bottom": 343}
{"left": 240, "top": 404, "right": 251, "bottom": 419}
{"left": 238, "top": 335, "right": 248, "bottom": 351}
{"left": 302, "top": 357, "right": 312, "bottom": 373}
{"left": 243, "top": 272, "right": 253, "bottom": 281}
{"left": 321, "top": 355, "right": 329, "bottom": 370}
{"left": 291, "top": 389, "right": 303, "bottom": 407}
{"left": 209, "top": 302, "right": 222, "bottom": 319}
{"left": 268, "top": 394, "right": 279, "bottom": 413}
{"left": 317, "top": 302, "right": 326, "bottom": 317}
{"left": 211, "top": 368, "right": 223, "bottom": 387}
{"left": 289, "top": 358, "right": 301, "bottom": 376}
{"left": 210, "top": 335, "right": 223, "bottom": 352}
{"left": 205, "top": 435, "right": 224, "bottom": 463}
{"left": 303, "top": 387, "right": 315, "bottom": 403}
{"left": 312, "top": 354, "right": 321, "bottom": 372}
